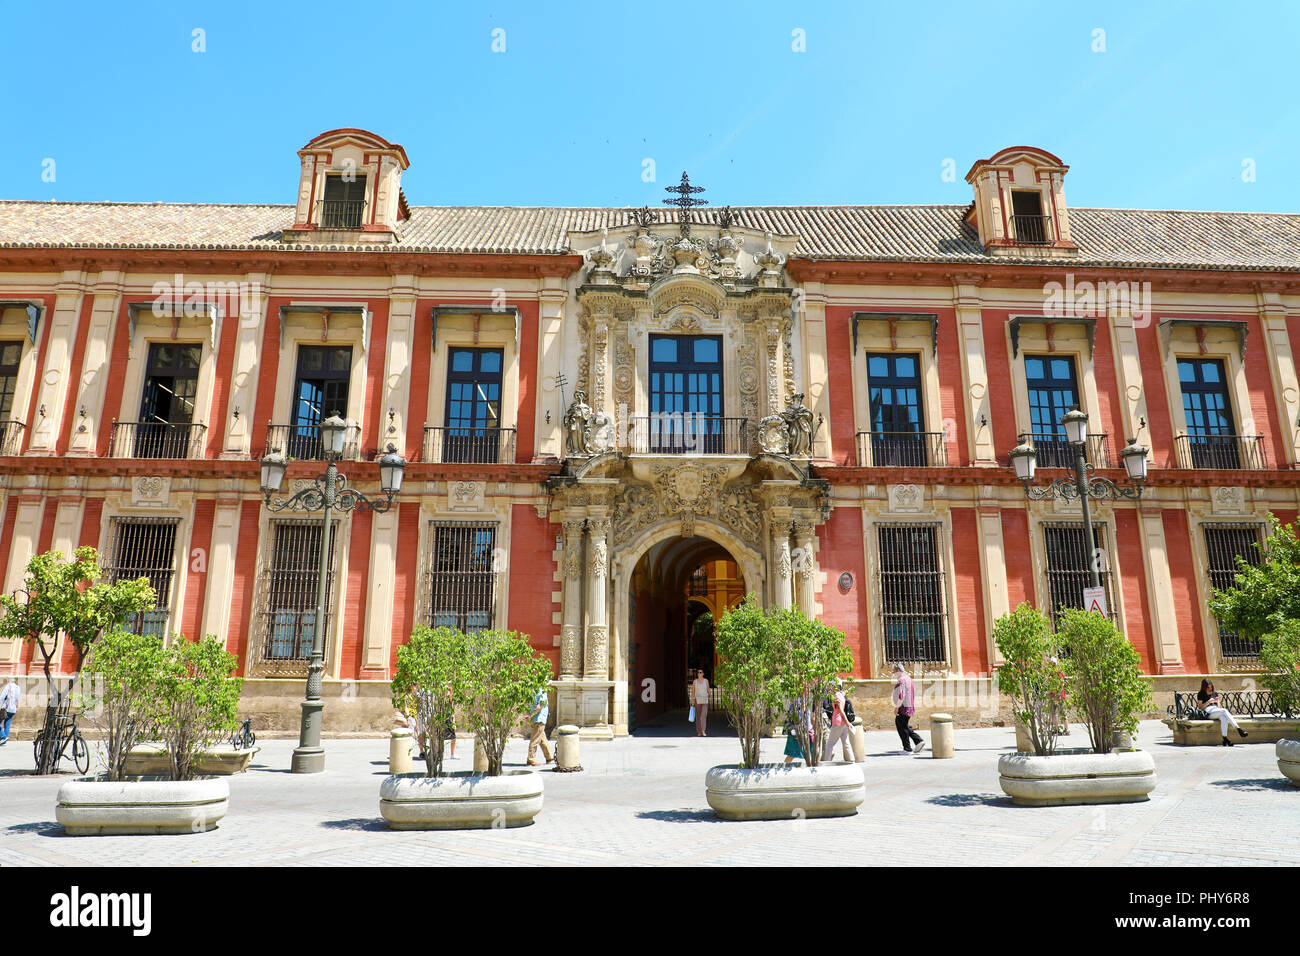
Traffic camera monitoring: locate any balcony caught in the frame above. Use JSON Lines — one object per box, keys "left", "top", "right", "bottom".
{"left": 264, "top": 423, "right": 361, "bottom": 461}
{"left": 629, "top": 415, "right": 750, "bottom": 456}
{"left": 421, "top": 426, "right": 516, "bottom": 464}
{"left": 1174, "top": 434, "right": 1267, "bottom": 470}
{"left": 855, "top": 431, "right": 948, "bottom": 467}
{"left": 110, "top": 421, "right": 207, "bottom": 459}
{"left": 1009, "top": 214, "right": 1053, "bottom": 245}
{"left": 0, "top": 419, "right": 24, "bottom": 456}
{"left": 317, "top": 199, "right": 365, "bottom": 230}
{"left": 1029, "top": 431, "right": 1111, "bottom": 469}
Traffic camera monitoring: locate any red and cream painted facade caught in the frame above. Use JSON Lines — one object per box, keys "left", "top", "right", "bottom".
{"left": 1, "top": 133, "right": 1298, "bottom": 735}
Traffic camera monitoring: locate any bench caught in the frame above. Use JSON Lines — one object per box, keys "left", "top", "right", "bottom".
{"left": 1162, "top": 690, "right": 1300, "bottom": 745}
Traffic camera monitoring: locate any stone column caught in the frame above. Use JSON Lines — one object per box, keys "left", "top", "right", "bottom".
{"left": 771, "top": 513, "right": 794, "bottom": 609}
{"left": 1137, "top": 505, "right": 1186, "bottom": 673}
{"left": 1107, "top": 300, "right": 1153, "bottom": 453}
{"left": 222, "top": 274, "right": 269, "bottom": 458}
{"left": 792, "top": 519, "right": 817, "bottom": 615}
{"left": 1257, "top": 291, "right": 1300, "bottom": 467}
{"left": 952, "top": 277, "right": 997, "bottom": 464}
{"left": 764, "top": 315, "right": 786, "bottom": 417}
{"left": 26, "top": 275, "right": 86, "bottom": 455}
{"left": 559, "top": 516, "right": 585, "bottom": 679}
{"left": 977, "top": 504, "right": 1010, "bottom": 666}
{"left": 66, "top": 275, "right": 122, "bottom": 455}
{"left": 1, "top": 492, "right": 45, "bottom": 666}
{"left": 583, "top": 515, "right": 610, "bottom": 678}
{"left": 201, "top": 497, "right": 242, "bottom": 647}
{"left": 360, "top": 507, "right": 399, "bottom": 678}
{"left": 538, "top": 283, "right": 568, "bottom": 459}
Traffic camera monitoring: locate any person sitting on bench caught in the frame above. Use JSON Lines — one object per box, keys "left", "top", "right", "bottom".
{"left": 1199, "top": 679, "right": 1249, "bottom": 746}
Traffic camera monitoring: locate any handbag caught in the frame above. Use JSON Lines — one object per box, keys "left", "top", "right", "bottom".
{"left": 688, "top": 705, "right": 696, "bottom": 722}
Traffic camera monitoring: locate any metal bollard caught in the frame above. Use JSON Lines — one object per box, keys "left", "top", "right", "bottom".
{"left": 930, "top": 713, "right": 955, "bottom": 758}
{"left": 851, "top": 717, "right": 866, "bottom": 763}
{"left": 473, "top": 737, "right": 489, "bottom": 773}
{"left": 556, "top": 725, "right": 581, "bottom": 770}
{"left": 390, "top": 727, "right": 412, "bottom": 774}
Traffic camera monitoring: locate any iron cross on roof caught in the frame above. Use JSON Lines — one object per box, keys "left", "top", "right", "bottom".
{"left": 663, "top": 171, "right": 707, "bottom": 235}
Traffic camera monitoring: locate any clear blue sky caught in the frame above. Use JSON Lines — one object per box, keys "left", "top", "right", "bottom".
{"left": 4, "top": 1, "right": 1299, "bottom": 212}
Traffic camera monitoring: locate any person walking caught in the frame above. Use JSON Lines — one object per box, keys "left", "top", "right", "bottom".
{"left": 892, "top": 664, "right": 925, "bottom": 755}
{"left": 1199, "top": 679, "right": 1248, "bottom": 746}
{"left": 692, "top": 668, "right": 711, "bottom": 737}
{"left": 0, "top": 675, "right": 18, "bottom": 745}
{"left": 821, "top": 679, "right": 854, "bottom": 762}
{"left": 527, "top": 687, "right": 553, "bottom": 766}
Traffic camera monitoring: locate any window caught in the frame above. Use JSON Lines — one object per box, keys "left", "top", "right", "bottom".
{"left": 1204, "top": 523, "right": 1265, "bottom": 660}
{"left": 259, "top": 519, "right": 338, "bottom": 668}
{"left": 1042, "top": 522, "right": 1115, "bottom": 625}
{"left": 647, "top": 334, "right": 725, "bottom": 452}
{"left": 289, "top": 346, "right": 352, "bottom": 459}
{"left": 321, "top": 175, "right": 366, "bottom": 229}
{"left": 137, "top": 343, "right": 201, "bottom": 458}
{"left": 1010, "top": 190, "right": 1050, "bottom": 244}
{"left": 424, "top": 521, "right": 497, "bottom": 632}
{"left": 443, "top": 347, "right": 504, "bottom": 463}
{"left": 104, "top": 518, "right": 180, "bottom": 638}
{"left": 877, "top": 523, "right": 948, "bottom": 664}
{"left": 1179, "top": 358, "right": 1240, "bottom": 469}
{"left": 865, "top": 352, "right": 927, "bottom": 466}
{"left": 0, "top": 340, "right": 22, "bottom": 455}
{"left": 1026, "top": 355, "right": 1079, "bottom": 468}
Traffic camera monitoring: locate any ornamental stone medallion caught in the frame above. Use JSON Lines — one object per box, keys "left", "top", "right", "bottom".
{"left": 132, "top": 476, "right": 171, "bottom": 507}
{"left": 887, "top": 484, "right": 923, "bottom": 513}
{"left": 448, "top": 480, "right": 485, "bottom": 512}
{"left": 1211, "top": 486, "right": 1246, "bottom": 515}
{"left": 673, "top": 467, "right": 704, "bottom": 503}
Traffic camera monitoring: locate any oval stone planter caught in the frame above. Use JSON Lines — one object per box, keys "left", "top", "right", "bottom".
{"left": 705, "top": 763, "right": 865, "bottom": 821}
{"left": 56, "top": 777, "right": 229, "bottom": 836}
{"left": 1277, "top": 739, "right": 1300, "bottom": 787}
{"left": 998, "top": 749, "right": 1156, "bottom": 806}
{"left": 379, "top": 770, "right": 543, "bottom": 830}
{"left": 124, "top": 743, "right": 259, "bottom": 776}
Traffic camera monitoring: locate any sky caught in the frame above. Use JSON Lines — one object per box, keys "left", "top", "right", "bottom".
{"left": 3, "top": 1, "right": 1300, "bottom": 212}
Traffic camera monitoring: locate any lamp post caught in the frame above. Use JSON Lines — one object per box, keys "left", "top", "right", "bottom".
{"left": 1009, "top": 409, "right": 1149, "bottom": 594}
{"left": 259, "top": 414, "right": 406, "bottom": 773}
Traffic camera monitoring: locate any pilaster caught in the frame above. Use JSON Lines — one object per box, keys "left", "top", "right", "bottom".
{"left": 951, "top": 277, "right": 997, "bottom": 463}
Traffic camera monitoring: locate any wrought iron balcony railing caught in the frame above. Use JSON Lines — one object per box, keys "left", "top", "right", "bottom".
{"left": 317, "top": 199, "right": 365, "bottom": 230}
{"left": 855, "top": 430, "right": 948, "bottom": 467}
{"left": 1174, "top": 434, "right": 1266, "bottom": 470}
{"left": 0, "top": 419, "right": 24, "bottom": 456}
{"left": 1028, "top": 431, "right": 1111, "bottom": 469}
{"left": 264, "top": 422, "right": 361, "bottom": 461}
{"left": 421, "top": 426, "right": 516, "bottom": 464}
{"left": 1009, "top": 213, "right": 1053, "bottom": 245}
{"left": 110, "top": 421, "right": 207, "bottom": 459}
{"left": 629, "top": 415, "right": 750, "bottom": 455}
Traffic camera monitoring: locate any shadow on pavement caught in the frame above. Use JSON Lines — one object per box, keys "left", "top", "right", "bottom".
{"left": 6, "top": 821, "right": 64, "bottom": 837}
{"left": 635, "top": 808, "right": 720, "bottom": 823}
{"left": 925, "top": 793, "right": 1013, "bottom": 808}
{"left": 320, "top": 817, "right": 388, "bottom": 832}
{"left": 1206, "top": 777, "right": 1293, "bottom": 793}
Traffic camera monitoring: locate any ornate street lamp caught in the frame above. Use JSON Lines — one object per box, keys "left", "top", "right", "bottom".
{"left": 1010, "top": 408, "right": 1148, "bottom": 592}
{"left": 259, "top": 415, "right": 405, "bottom": 774}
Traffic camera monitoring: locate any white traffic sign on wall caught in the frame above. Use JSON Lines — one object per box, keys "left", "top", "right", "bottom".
{"left": 1082, "top": 586, "right": 1108, "bottom": 616}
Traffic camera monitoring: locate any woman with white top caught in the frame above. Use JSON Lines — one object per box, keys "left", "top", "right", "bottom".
{"left": 692, "top": 669, "right": 711, "bottom": 737}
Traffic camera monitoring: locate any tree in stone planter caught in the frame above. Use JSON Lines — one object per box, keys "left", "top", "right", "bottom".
{"left": 82, "top": 630, "right": 167, "bottom": 782}
{"left": 455, "top": 629, "right": 551, "bottom": 776}
{"left": 0, "top": 548, "right": 155, "bottom": 774}
{"left": 772, "top": 607, "right": 854, "bottom": 768}
{"left": 993, "top": 603, "right": 1068, "bottom": 757}
{"left": 391, "top": 626, "right": 465, "bottom": 777}
{"left": 1056, "top": 608, "right": 1153, "bottom": 755}
{"left": 154, "top": 637, "right": 242, "bottom": 782}
{"left": 1256, "top": 621, "right": 1300, "bottom": 716}
{"left": 714, "top": 596, "right": 785, "bottom": 769}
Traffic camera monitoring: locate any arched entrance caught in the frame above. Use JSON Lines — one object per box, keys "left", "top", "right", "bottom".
{"left": 625, "top": 535, "right": 747, "bottom": 732}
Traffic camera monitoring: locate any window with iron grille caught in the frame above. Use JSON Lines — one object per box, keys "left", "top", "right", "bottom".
{"left": 258, "top": 519, "right": 339, "bottom": 667}
{"left": 877, "top": 522, "right": 948, "bottom": 664}
{"left": 1042, "top": 522, "right": 1116, "bottom": 625}
{"left": 1203, "top": 523, "right": 1265, "bottom": 659}
{"left": 103, "top": 517, "right": 180, "bottom": 638}
{"left": 321, "top": 175, "right": 367, "bottom": 229}
{"left": 424, "top": 521, "right": 497, "bottom": 632}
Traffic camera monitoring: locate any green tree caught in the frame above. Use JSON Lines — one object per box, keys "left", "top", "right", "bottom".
{"left": 155, "top": 636, "right": 242, "bottom": 781}
{"left": 772, "top": 607, "right": 853, "bottom": 768}
{"left": 391, "top": 626, "right": 466, "bottom": 777}
{"left": 455, "top": 629, "right": 551, "bottom": 776}
{"left": 1257, "top": 620, "right": 1300, "bottom": 716}
{"left": 1208, "top": 516, "right": 1300, "bottom": 641}
{"left": 0, "top": 548, "right": 155, "bottom": 773}
{"left": 1057, "top": 608, "right": 1153, "bottom": 755}
{"left": 83, "top": 630, "right": 167, "bottom": 782}
{"left": 993, "top": 603, "right": 1067, "bottom": 756}
{"left": 714, "top": 596, "right": 785, "bottom": 769}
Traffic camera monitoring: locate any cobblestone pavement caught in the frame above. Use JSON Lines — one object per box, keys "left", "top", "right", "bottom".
{"left": 0, "top": 719, "right": 1295, "bottom": 867}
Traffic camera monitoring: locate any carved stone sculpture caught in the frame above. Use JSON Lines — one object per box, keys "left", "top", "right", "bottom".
{"left": 563, "top": 390, "right": 594, "bottom": 456}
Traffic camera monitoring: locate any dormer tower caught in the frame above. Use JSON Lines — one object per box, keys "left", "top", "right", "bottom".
{"left": 282, "top": 128, "right": 411, "bottom": 243}
{"left": 964, "top": 146, "right": 1078, "bottom": 257}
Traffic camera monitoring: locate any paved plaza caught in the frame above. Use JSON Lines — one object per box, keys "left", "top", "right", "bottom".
{"left": 0, "top": 718, "right": 1295, "bottom": 867}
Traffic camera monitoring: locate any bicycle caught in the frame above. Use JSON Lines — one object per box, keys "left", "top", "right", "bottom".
{"left": 230, "top": 718, "right": 256, "bottom": 750}
{"left": 34, "top": 711, "right": 89, "bottom": 774}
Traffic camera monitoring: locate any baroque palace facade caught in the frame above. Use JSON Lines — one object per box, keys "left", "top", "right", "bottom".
{"left": 1, "top": 129, "right": 1299, "bottom": 735}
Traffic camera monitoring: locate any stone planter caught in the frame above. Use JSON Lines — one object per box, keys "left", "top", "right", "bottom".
{"left": 705, "top": 763, "right": 865, "bottom": 821}
{"left": 56, "top": 777, "right": 229, "bottom": 836}
{"left": 998, "top": 749, "right": 1156, "bottom": 807}
{"left": 124, "top": 743, "right": 259, "bottom": 776}
{"left": 379, "top": 770, "right": 543, "bottom": 830}
{"left": 1277, "top": 739, "right": 1300, "bottom": 787}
